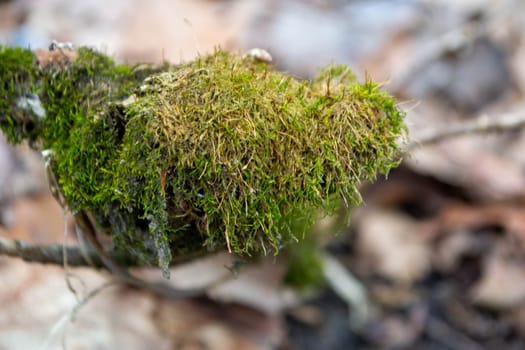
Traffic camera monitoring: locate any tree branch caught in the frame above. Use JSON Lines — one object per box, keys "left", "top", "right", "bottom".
{"left": 408, "top": 111, "right": 525, "bottom": 150}
{"left": 0, "top": 236, "right": 137, "bottom": 268}
{"left": 0, "top": 233, "right": 203, "bottom": 269}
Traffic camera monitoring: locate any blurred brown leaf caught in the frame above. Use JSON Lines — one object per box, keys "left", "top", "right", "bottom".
{"left": 471, "top": 248, "right": 525, "bottom": 309}
{"left": 356, "top": 209, "right": 431, "bottom": 284}
{"left": 154, "top": 298, "right": 283, "bottom": 350}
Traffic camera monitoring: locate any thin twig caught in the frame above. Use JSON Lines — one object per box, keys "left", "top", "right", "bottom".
{"left": 62, "top": 214, "right": 85, "bottom": 301}
{"left": 40, "top": 280, "right": 119, "bottom": 350}
{"left": 322, "top": 252, "right": 371, "bottom": 330}
{"left": 0, "top": 236, "right": 110, "bottom": 268}
{"left": 408, "top": 111, "right": 525, "bottom": 150}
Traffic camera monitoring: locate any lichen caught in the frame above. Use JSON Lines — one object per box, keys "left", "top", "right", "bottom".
{"left": 0, "top": 46, "right": 406, "bottom": 276}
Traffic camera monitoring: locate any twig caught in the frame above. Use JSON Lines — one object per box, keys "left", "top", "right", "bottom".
{"left": 408, "top": 111, "right": 525, "bottom": 150}
{"left": 40, "top": 280, "right": 119, "bottom": 350}
{"left": 0, "top": 236, "right": 111, "bottom": 268}
{"left": 62, "top": 214, "right": 85, "bottom": 301}
{"left": 0, "top": 235, "right": 207, "bottom": 268}
{"left": 322, "top": 252, "right": 371, "bottom": 330}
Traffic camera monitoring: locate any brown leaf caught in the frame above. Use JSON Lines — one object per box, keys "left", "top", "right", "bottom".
{"left": 470, "top": 249, "right": 525, "bottom": 309}
{"left": 154, "top": 298, "right": 283, "bottom": 350}
{"left": 356, "top": 209, "right": 431, "bottom": 284}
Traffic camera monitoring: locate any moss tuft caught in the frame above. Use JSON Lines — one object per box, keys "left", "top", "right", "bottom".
{"left": 0, "top": 47, "right": 405, "bottom": 276}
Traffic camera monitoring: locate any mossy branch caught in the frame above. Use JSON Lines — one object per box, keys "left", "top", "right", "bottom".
{"left": 2, "top": 44, "right": 525, "bottom": 285}
{"left": 0, "top": 45, "right": 406, "bottom": 276}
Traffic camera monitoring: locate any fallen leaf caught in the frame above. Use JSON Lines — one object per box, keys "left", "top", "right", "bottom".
{"left": 470, "top": 249, "right": 525, "bottom": 309}
{"left": 356, "top": 209, "right": 431, "bottom": 284}
{"left": 154, "top": 298, "right": 283, "bottom": 350}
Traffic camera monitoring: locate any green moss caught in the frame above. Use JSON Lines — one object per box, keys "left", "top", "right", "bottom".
{"left": 0, "top": 46, "right": 40, "bottom": 143}
{"left": 0, "top": 47, "right": 406, "bottom": 277}
{"left": 284, "top": 236, "right": 325, "bottom": 289}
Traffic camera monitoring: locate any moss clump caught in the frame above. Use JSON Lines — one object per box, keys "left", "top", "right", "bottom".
{"left": 0, "top": 47, "right": 405, "bottom": 276}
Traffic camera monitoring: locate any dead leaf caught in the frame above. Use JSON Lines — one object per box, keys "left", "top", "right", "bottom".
{"left": 154, "top": 298, "right": 283, "bottom": 350}
{"left": 356, "top": 209, "right": 431, "bottom": 284}
{"left": 470, "top": 249, "right": 525, "bottom": 309}
{"left": 0, "top": 260, "right": 171, "bottom": 350}
{"left": 137, "top": 253, "right": 298, "bottom": 314}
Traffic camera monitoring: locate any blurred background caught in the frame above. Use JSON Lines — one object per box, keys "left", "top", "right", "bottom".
{"left": 2, "top": 0, "right": 525, "bottom": 349}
